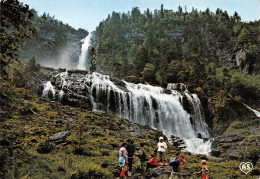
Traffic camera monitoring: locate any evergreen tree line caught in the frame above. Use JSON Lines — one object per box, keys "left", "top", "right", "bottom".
{"left": 94, "top": 5, "right": 260, "bottom": 108}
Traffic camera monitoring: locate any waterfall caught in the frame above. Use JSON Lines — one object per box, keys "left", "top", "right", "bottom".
{"left": 42, "top": 81, "right": 55, "bottom": 99}
{"left": 42, "top": 72, "right": 211, "bottom": 154}
{"left": 77, "top": 34, "right": 92, "bottom": 70}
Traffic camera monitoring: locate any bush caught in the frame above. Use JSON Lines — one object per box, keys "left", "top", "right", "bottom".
{"left": 37, "top": 142, "right": 54, "bottom": 154}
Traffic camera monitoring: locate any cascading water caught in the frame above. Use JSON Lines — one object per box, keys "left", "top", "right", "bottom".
{"left": 42, "top": 72, "right": 212, "bottom": 154}
{"left": 42, "top": 81, "right": 56, "bottom": 99}
{"left": 242, "top": 103, "right": 260, "bottom": 118}
{"left": 77, "top": 34, "right": 92, "bottom": 70}
{"left": 42, "top": 31, "right": 212, "bottom": 154}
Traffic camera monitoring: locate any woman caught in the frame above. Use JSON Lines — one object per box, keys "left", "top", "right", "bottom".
{"left": 194, "top": 160, "right": 209, "bottom": 179}
{"left": 119, "top": 142, "right": 128, "bottom": 179}
{"left": 146, "top": 154, "right": 158, "bottom": 171}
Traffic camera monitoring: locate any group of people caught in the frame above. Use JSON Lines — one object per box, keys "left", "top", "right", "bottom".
{"left": 118, "top": 137, "right": 209, "bottom": 179}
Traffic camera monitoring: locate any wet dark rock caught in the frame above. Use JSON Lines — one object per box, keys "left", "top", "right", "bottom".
{"left": 170, "top": 135, "right": 186, "bottom": 150}
{"left": 67, "top": 69, "right": 89, "bottom": 75}
{"left": 37, "top": 81, "right": 47, "bottom": 96}
{"left": 163, "top": 89, "right": 172, "bottom": 94}
{"left": 197, "top": 133, "right": 202, "bottom": 138}
{"left": 111, "top": 77, "right": 126, "bottom": 89}
{"left": 58, "top": 68, "right": 66, "bottom": 73}
{"left": 199, "top": 96, "right": 213, "bottom": 129}
{"left": 210, "top": 149, "right": 221, "bottom": 157}
{"left": 181, "top": 95, "right": 193, "bottom": 114}
{"left": 151, "top": 96, "right": 158, "bottom": 110}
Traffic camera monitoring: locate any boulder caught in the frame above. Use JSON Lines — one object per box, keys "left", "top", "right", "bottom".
{"left": 210, "top": 149, "right": 221, "bottom": 157}
{"left": 49, "top": 131, "right": 69, "bottom": 144}
{"left": 144, "top": 167, "right": 172, "bottom": 178}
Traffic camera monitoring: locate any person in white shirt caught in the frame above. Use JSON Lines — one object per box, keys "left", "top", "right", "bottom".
{"left": 157, "top": 136, "right": 168, "bottom": 167}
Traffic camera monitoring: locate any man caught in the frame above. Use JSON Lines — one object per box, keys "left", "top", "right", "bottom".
{"left": 119, "top": 142, "right": 128, "bottom": 179}
{"left": 135, "top": 143, "right": 147, "bottom": 175}
{"left": 157, "top": 136, "right": 168, "bottom": 167}
{"left": 170, "top": 153, "right": 186, "bottom": 178}
{"left": 172, "top": 152, "right": 186, "bottom": 172}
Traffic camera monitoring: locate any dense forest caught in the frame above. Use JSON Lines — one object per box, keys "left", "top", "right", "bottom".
{"left": 96, "top": 6, "right": 260, "bottom": 77}
{"left": 94, "top": 5, "right": 260, "bottom": 124}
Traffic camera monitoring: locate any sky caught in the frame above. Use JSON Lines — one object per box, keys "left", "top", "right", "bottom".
{"left": 21, "top": 0, "right": 260, "bottom": 32}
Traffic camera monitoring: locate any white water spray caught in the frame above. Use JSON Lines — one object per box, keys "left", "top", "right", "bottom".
{"left": 43, "top": 72, "right": 211, "bottom": 154}
{"left": 242, "top": 103, "right": 260, "bottom": 118}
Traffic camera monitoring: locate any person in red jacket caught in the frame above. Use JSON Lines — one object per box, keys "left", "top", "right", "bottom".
{"left": 146, "top": 154, "right": 158, "bottom": 171}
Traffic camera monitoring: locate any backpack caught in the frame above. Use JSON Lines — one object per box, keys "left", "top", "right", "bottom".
{"left": 119, "top": 156, "right": 125, "bottom": 167}
{"left": 141, "top": 148, "right": 148, "bottom": 161}
{"left": 126, "top": 143, "right": 135, "bottom": 157}
{"left": 168, "top": 156, "right": 180, "bottom": 168}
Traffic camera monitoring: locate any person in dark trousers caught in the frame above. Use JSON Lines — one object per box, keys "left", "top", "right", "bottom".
{"left": 126, "top": 138, "right": 135, "bottom": 176}
{"left": 135, "top": 143, "right": 147, "bottom": 175}
{"left": 170, "top": 152, "right": 186, "bottom": 178}
{"left": 146, "top": 154, "right": 158, "bottom": 171}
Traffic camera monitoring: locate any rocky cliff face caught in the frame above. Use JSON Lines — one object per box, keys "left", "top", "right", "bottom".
{"left": 174, "top": 27, "right": 252, "bottom": 73}
{"left": 211, "top": 118, "right": 260, "bottom": 172}
{"left": 19, "top": 27, "right": 88, "bottom": 69}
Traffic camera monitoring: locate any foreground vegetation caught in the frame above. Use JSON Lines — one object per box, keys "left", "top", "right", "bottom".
{"left": 1, "top": 84, "right": 258, "bottom": 178}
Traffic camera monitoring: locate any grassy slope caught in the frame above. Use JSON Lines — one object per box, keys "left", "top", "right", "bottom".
{"left": 0, "top": 87, "right": 258, "bottom": 178}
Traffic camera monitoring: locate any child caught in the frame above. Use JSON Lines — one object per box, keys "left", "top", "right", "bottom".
{"left": 194, "top": 160, "right": 209, "bottom": 179}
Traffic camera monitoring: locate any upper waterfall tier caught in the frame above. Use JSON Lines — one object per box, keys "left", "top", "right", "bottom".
{"left": 77, "top": 34, "right": 92, "bottom": 70}
{"left": 42, "top": 71, "right": 211, "bottom": 154}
